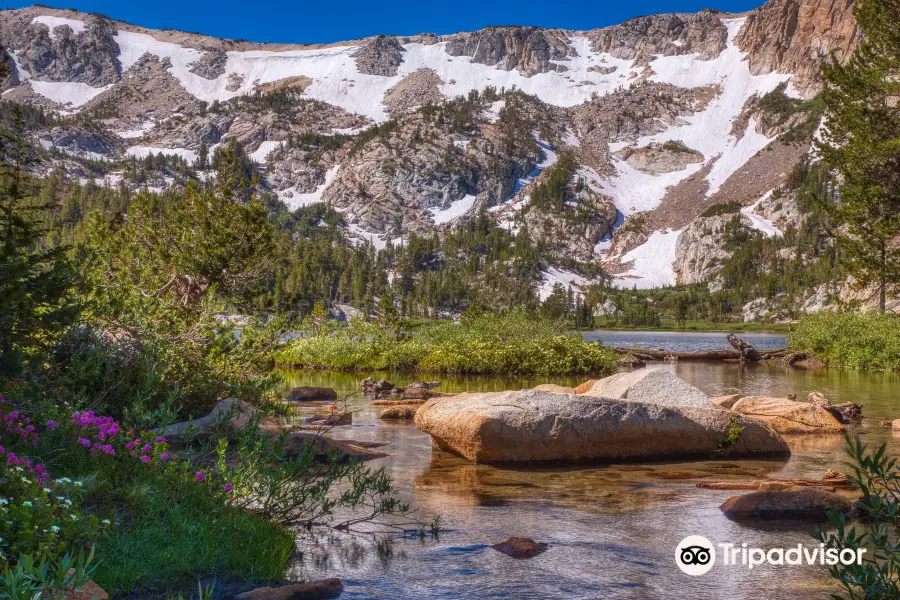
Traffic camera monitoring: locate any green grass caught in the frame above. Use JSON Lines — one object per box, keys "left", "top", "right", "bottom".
{"left": 789, "top": 312, "right": 900, "bottom": 371}
{"left": 277, "top": 311, "right": 619, "bottom": 376}
{"left": 94, "top": 487, "right": 294, "bottom": 596}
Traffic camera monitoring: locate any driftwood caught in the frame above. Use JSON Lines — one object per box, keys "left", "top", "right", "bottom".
{"left": 727, "top": 333, "right": 762, "bottom": 361}
{"left": 697, "top": 470, "right": 851, "bottom": 491}
{"left": 614, "top": 347, "right": 787, "bottom": 362}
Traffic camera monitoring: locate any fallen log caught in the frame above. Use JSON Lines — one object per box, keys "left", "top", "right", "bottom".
{"left": 613, "top": 347, "right": 788, "bottom": 361}
{"left": 697, "top": 470, "right": 852, "bottom": 491}
{"left": 727, "top": 333, "right": 762, "bottom": 361}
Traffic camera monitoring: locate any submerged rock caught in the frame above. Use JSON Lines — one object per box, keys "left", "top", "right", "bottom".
{"left": 581, "top": 369, "right": 713, "bottom": 408}
{"left": 728, "top": 396, "right": 845, "bottom": 434}
{"left": 414, "top": 390, "right": 789, "bottom": 463}
{"left": 720, "top": 488, "right": 854, "bottom": 521}
{"left": 361, "top": 377, "right": 402, "bottom": 398}
{"left": 235, "top": 578, "right": 344, "bottom": 600}
{"left": 286, "top": 386, "right": 338, "bottom": 402}
{"left": 490, "top": 537, "right": 548, "bottom": 558}
{"left": 379, "top": 405, "right": 418, "bottom": 420}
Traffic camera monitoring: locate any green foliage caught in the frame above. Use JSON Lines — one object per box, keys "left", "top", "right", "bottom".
{"left": 812, "top": 434, "right": 900, "bottom": 599}
{"left": 818, "top": 0, "right": 900, "bottom": 312}
{"left": 789, "top": 312, "right": 900, "bottom": 371}
{"left": 277, "top": 311, "right": 619, "bottom": 375}
{"left": 711, "top": 414, "right": 744, "bottom": 458}
{"left": 0, "top": 548, "right": 96, "bottom": 600}
{"left": 0, "top": 110, "right": 78, "bottom": 378}
{"left": 700, "top": 201, "right": 741, "bottom": 218}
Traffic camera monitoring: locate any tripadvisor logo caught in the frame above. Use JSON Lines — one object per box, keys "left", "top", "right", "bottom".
{"left": 675, "top": 536, "right": 867, "bottom": 575}
{"left": 676, "top": 535, "right": 716, "bottom": 576}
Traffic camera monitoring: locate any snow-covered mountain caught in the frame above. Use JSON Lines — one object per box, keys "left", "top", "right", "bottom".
{"left": 0, "top": 0, "right": 859, "bottom": 293}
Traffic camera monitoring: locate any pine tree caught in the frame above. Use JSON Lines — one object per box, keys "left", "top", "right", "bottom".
{"left": 0, "top": 110, "right": 77, "bottom": 376}
{"left": 818, "top": 0, "right": 900, "bottom": 312}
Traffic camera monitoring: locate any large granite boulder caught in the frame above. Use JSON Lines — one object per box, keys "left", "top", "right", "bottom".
{"left": 727, "top": 396, "right": 845, "bottom": 434}
{"left": 720, "top": 488, "right": 854, "bottom": 520}
{"left": 414, "top": 390, "right": 789, "bottom": 463}
{"left": 580, "top": 369, "right": 713, "bottom": 408}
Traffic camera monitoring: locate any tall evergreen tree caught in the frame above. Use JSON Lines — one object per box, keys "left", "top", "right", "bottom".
{"left": 0, "top": 110, "right": 77, "bottom": 376}
{"left": 818, "top": 0, "right": 900, "bottom": 311}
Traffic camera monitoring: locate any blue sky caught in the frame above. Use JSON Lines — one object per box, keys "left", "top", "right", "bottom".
{"left": 5, "top": 0, "right": 765, "bottom": 44}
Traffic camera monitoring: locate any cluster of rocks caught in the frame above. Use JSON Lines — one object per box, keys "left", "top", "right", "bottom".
{"left": 444, "top": 26, "right": 575, "bottom": 75}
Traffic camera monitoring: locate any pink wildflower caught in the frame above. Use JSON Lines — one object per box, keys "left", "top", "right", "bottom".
{"left": 78, "top": 438, "right": 91, "bottom": 447}
{"left": 160, "top": 453, "right": 169, "bottom": 462}
{"left": 155, "top": 436, "right": 166, "bottom": 443}
{"left": 195, "top": 471, "right": 205, "bottom": 482}
{"left": 46, "top": 420, "right": 59, "bottom": 430}
{"left": 224, "top": 482, "right": 233, "bottom": 493}
{"left": 141, "top": 444, "right": 152, "bottom": 453}
{"left": 140, "top": 455, "right": 151, "bottom": 464}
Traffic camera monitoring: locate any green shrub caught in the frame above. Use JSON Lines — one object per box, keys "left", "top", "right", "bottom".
{"left": 276, "top": 311, "right": 619, "bottom": 376}
{"left": 789, "top": 312, "right": 900, "bottom": 371}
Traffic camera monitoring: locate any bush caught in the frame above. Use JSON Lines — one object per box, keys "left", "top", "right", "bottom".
{"left": 276, "top": 311, "right": 619, "bottom": 376}
{"left": 812, "top": 434, "right": 900, "bottom": 598}
{"left": 789, "top": 312, "right": 900, "bottom": 371}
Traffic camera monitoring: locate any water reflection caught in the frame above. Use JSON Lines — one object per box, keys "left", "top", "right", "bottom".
{"left": 279, "top": 357, "right": 900, "bottom": 599}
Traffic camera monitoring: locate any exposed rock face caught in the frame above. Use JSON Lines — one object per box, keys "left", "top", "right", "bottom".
{"left": 8, "top": 14, "right": 120, "bottom": 85}
{"left": 616, "top": 142, "right": 703, "bottom": 174}
{"left": 39, "top": 126, "right": 120, "bottom": 157}
{"left": 414, "top": 390, "right": 790, "bottom": 463}
{"left": 445, "top": 27, "right": 574, "bottom": 75}
{"left": 582, "top": 369, "right": 713, "bottom": 408}
{"left": 382, "top": 68, "right": 444, "bottom": 116}
{"left": 728, "top": 396, "right": 845, "bottom": 434}
{"left": 572, "top": 83, "right": 719, "bottom": 145}
{"left": 188, "top": 48, "right": 227, "bottom": 79}
{"left": 735, "top": 0, "right": 861, "bottom": 97}
{"left": 84, "top": 54, "right": 202, "bottom": 125}
{"left": 587, "top": 10, "right": 729, "bottom": 62}
{"left": 720, "top": 488, "right": 853, "bottom": 520}
{"left": 533, "top": 384, "right": 577, "bottom": 394}
{"left": 353, "top": 35, "right": 404, "bottom": 76}
{"left": 673, "top": 212, "right": 741, "bottom": 286}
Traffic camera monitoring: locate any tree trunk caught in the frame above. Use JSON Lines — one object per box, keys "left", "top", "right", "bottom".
{"left": 726, "top": 333, "right": 762, "bottom": 361}
{"left": 880, "top": 240, "right": 887, "bottom": 313}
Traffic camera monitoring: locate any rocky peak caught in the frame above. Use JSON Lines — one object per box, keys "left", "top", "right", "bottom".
{"left": 353, "top": 35, "right": 404, "bottom": 76}
{"left": 735, "top": 0, "right": 860, "bottom": 97}
{"left": 7, "top": 13, "right": 121, "bottom": 86}
{"left": 586, "top": 11, "right": 728, "bottom": 63}
{"left": 445, "top": 27, "right": 575, "bottom": 75}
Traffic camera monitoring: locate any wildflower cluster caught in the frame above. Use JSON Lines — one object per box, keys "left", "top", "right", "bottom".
{"left": 1, "top": 407, "right": 39, "bottom": 447}
{"left": 0, "top": 465, "right": 108, "bottom": 568}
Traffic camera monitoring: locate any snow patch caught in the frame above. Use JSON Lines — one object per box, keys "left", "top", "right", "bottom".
{"left": 278, "top": 165, "right": 340, "bottom": 210}
{"left": 250, "top": 140, "right": 283, "bottom": 163}
{"left": 126, "top": 146, "right": 198, "bottom": 163}
{"left": 538, "top": 267, "right": 589, "bottom": 301}
{"left": 29, "top": 80, "right": 110, "bottom": 108}
{"left": 741, "top": 190, "right": 782, "bottom": 237}
{"left": 32, "top": 16, "right": 86, "bottom": 39}
{"left": 614, "top": 229, "right": 682, "bottom": 289}
{"left": 430, "top": 194, "right": 477, "bottom": 225}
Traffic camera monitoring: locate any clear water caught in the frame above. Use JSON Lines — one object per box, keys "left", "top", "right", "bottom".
{"left": 279, "top": 331, "right": 900, "bottom": 599}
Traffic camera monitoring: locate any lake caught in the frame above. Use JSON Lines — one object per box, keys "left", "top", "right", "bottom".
{"left": 279, "top": 331, "right": 900, "bottom": 599}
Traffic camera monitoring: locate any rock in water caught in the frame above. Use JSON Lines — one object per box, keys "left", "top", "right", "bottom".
{"left": 379, "top": 405, "right": 418, "bottom": 420}
{"left": 490, "top": 537, "right": 548, "bottom": 558}
{"left": 235, "top": 578, "right": 344, "bottom": 600}
{"left": 720, "top": 488, "right": 853, "bottom": 521}
{"left": 533, "top": 384, "right": 576, "bottom": 394}
{"left": 728, "top": 396, "right": 845, "bottom": 434}
{"left": 285, "top": 386, "right": 338, "bottom": 402}
{"left": 414, "top": 390, "right": 789, "bottom": 463}
{"left": 581, "top": 369, "right": 713, "bottom": 408}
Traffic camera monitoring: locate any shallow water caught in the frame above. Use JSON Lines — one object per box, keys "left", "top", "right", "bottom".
{"left": 279, "top": 331, "right": 900, "bottom": 599}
